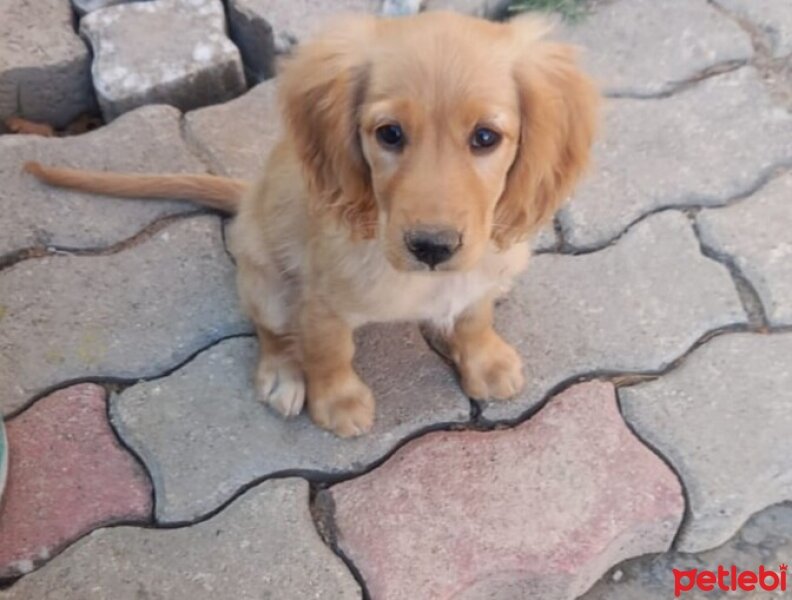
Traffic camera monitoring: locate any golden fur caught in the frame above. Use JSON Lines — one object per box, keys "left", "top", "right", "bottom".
{"left": 25, "top": 12, "right": 598, "bottom": 437}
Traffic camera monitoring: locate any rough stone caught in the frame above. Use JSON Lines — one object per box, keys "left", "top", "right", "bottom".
{"left": 480, "top": 211, "right": 745, "bottom": 421}
{"left": 559, "top": 0, "right": 753, "bottom": 97}
{"left": 184, "top": 81, "right": 281, "bottom": 179}
{"left": 81, "top": 0, "right": 246, "bottom": 121}
{"left": 0, "top": 216, "right": 250, "bottom": 417}
{"left": 0, "top": 384, "right": 151, "bottom": 579}
{"left": 328, "top": 381, "right": 684, "bottom": 600}
{"left": 227, "top": 0, "right": 379, "bottom": 83}
{"left": 3, "top": 478, "right": 361, "bottom": 599}
{"left": 0, "top": 105, "right": 206, "bottom": 258}
{"left": 111, "top": 327, "right": 470, "bottom": 523}
{"left": 581, "top": 502, "right": 792, "bottom": 600}
{"left": 716, "top": 0, "right": 792, "bottom": 58}
{"left": 559, "top": 68, "right": 792, "bottom": 250}
{"left": 0, "top": 0, "right": 94, "bottom": 128}
{"left": 698, "top": 173, "right": 792, "bottom": 326}
{"left": 621, "top": 332, "right": 792, "bottom": 553}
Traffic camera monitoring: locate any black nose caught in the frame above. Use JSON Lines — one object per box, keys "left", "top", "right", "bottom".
{"left": 404, "top": 228, "right": 462, "bottom": 268}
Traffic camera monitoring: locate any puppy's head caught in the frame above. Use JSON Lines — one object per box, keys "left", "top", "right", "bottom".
{"left": 280, "top": 12, "right": 598, "bottom": 271}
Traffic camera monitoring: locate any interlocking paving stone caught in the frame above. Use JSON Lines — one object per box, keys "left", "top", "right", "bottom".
{"left": 326, "top": 381, "right": 684, "bottom": 600}
{"left": 227, "top": 0, "right": 379, "bottom": 83}
{"left": 480, "top": 211, "right": 745, "bottom": 421}
{"left": 0, "top": 215, "right": 250, "bottom": 417}
{"left": 81, "top": 0, "right": 246, "bottom": 121}
{"left": 0, "top": 105, "right": 205, "bottom": 258}
{"left": 716, "top": 0, "right": 792, "bottom": 58}
{"left": 698, "top": 174, "right": 792, "bottom": 326}
{"left": 184, "top": 81, "right": 281, "bottom": 180}
{"left": 559, "top": 0, "right": 752, "bottom": 97}
{"left": 111, "top": 327, "right": 470, "bottom": 523}
{"left": 0, "top": 0, "right": 94, "bottom": 128}
{"left": 581, "top": 502, "right": 792, "bottom": 599}
{"left": 558, "top": 68, "right": 792, "bottom": 250}
{"left": 2, "top": 478, "right": 361, "bottom": 599}
{"left": 621, "top": 332, "right": 792, "bottom": 553}
{"left": 0, "top": 384, "right": 151, "bottom": 579}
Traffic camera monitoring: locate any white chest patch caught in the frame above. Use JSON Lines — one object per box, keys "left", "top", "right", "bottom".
{"left": 344, "top": 242, "right": 530, "bottom": 329}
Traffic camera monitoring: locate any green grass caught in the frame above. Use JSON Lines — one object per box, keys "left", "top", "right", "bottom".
{"left": 507, "top": 0, "right": 588, "bottom": 22}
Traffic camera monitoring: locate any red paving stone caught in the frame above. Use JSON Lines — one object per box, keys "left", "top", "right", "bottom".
{"left": 0, "top": 384, "right": 152, "bottom": 578}
{"left": 329, "top": 381, "right": 685, "bottom": 600}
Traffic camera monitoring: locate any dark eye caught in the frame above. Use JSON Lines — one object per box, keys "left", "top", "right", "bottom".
{"left": 376, "top": 123, "right": 405, "bottom": 150}
{"left": 470, "top": 127, "right": 501, "bottom": 151}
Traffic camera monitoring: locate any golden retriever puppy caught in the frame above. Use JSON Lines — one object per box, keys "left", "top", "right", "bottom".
{"left": 25, "top": 11, "right": 598, "bottom": 437}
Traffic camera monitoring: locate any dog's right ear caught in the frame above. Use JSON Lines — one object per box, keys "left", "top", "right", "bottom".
{"left": 279, "top": 16, "right": 377, "bottom": 238}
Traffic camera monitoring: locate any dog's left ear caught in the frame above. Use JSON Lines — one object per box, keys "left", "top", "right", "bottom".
{"left": 493, "top": 18, "right": 599, "bottom": 248}
{"left": 278, "top": 16, "right": 377, "bottom": 238}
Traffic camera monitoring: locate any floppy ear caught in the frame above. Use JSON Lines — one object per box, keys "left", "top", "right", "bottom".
{"left": 278, "top": 16, "right": 377, "bottom": 238}
{"left": 493, "top": 19, "right": 599, "bottom": 248}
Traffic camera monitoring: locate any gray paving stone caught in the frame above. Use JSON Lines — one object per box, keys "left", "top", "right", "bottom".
{"left": 227, "top": 0, "right": 379, "bottom": 83}
{"left": 559, "top": 68, "right": 792, "bottom": 250}
{"left": 0, "top": 0, "right": 94, "bottom": 128}
{"left": 0, "top": 105, "right": 205, "bottom": 258}
{"left": 184, "top": 81, "right": 281, "bottom": 180}
{"left": 0, "top": 216, "right": 250, "bottom": 417}
{"left": 111, "top": 327, "right": 470, "bottom": 523}
{"left": 81, "top": 0, "right": 246, "bottom": 121}
{"left": 581, "top": 502, "right": 792, "bottom": 600}
{"left": 716, "top": 0, "right": 792, "bottom": 58}
{"left": 698, "top": 173, "right": 792, "bottom": 327}
{"left": 621, "top": 332, "right": 792, "bottom": 553}
{"left": 559, "top": 0, "right": 753, "bottom": 97}
{"left": 2, "top": 478, "right": 361, "bottom": 600}
{"left": 480, "top": 211, "right": 745, "bottom": 422}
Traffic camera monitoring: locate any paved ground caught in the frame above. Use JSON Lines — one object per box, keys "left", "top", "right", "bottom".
{"left": 1, "top": 0, "right": 791, "bottom": 598}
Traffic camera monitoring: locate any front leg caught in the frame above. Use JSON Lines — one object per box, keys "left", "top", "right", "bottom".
{"left": 446, "top": 295, "right": 524, "bottom": 401}
{"left": 300, "top": 298, "right": 375, "bottom": 437}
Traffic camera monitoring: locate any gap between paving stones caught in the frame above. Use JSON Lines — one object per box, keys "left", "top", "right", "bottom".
{"left": 177, "top": 111, "right": 230, "bottom": 177}
{"left": 309, "top": 483, "right": 374, "bottom": 600}
{"left": 603, "top": 59, "right": 748, "bottom": 100}
{"left": 555, "top": 164, "right": 792, "bottom": 256}
{"left": 1, "top": 332, "right": 254, "bottom": 421}
{"left": 0, "top": 211, "right": 210, "bottom": 273}
{"left": 692, "top": 220, "right": 769, "bottom": 329}
{"left": 613, "top": 387, "right": 692, "bottom": 552}
{"left": 710, "top": 0, "right": 792, "bottom": 110}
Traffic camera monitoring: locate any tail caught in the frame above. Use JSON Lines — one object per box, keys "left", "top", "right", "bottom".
{"left": 24, "top": 161, "right": 248, "bottom": 213}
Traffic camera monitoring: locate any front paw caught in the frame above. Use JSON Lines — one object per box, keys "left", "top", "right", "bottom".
{"left": 456, "top": 333, "right": 524, "bottom": 402}
{"left": 307, "top": 370, "right": 375, "bottom": 438}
